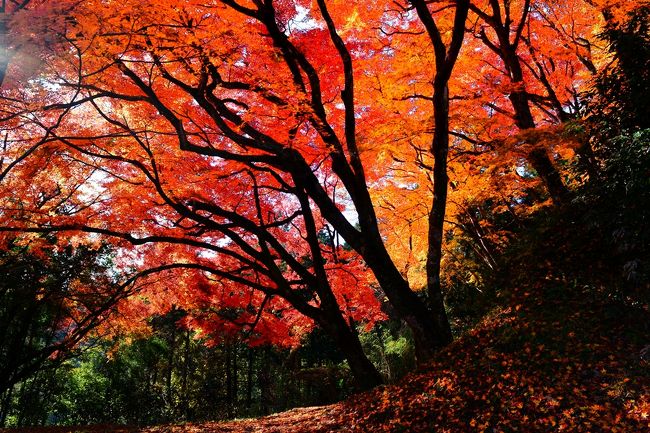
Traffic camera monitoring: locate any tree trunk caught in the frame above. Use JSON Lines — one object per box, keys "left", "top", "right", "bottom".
{"left": 180, "top": 328, "right": 191, "bottom": 419}
{"left": 245, "top": 347, "right": 254, "bottom": 411}
{"left": 225, "top": 343, "right": 233, "bottom": 417}
{"left": 527, "top": 147, "right": 569, "bottom": 203}
{"left": 258, "top": 346, "right": 271, "bottom": 415}
{"left": 379, "top": 0, "right": 469, "bottom": 362}
{"left": 166, "top": 326, "right": 176, "bottom": 411}
{"left": 507, "top": 90, "right": 568, "bottom": 203}
{"left": 319, "top": 311, "right": 382, "bottom": 391}
{"left": 497, "top": 29, "right": 569, "bottom": 203}
{"left": 288, "top": 138, "right": 449, "bottom": 364}
{"left": 426, "top": 81, "right": 455, "bottom": 352}
{"left": 232, "top": 343, "right": 238, "bottom": 418}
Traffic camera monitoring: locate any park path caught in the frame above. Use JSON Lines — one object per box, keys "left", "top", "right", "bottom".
{"left": 140, "top": 405, "right": 345, "bottom": 433}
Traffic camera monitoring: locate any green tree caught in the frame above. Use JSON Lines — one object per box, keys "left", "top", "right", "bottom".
{"left": 0, "top": 241, "right": 121, "bottom": 425}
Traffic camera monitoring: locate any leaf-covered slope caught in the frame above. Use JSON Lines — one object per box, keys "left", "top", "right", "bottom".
{"left": 337, "top": 285, "right": 649, "bottom": 433}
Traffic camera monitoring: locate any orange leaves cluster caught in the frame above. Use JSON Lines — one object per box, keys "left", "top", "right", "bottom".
{"left": 2, "top": 0, "right": 646, "bottom": 357}
{"left": 0, "top": 0, "right": 404, "bottom": 348}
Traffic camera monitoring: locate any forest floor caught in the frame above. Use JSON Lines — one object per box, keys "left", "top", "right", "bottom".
{"left": 5, "top": 278, "right": 649, "bottom": 433}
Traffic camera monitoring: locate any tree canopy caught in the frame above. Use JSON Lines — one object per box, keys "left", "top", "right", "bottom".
{"left": 0, "top": 0, "right": 644, "bottom": 393}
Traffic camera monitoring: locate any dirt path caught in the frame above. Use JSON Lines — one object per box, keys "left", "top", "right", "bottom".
{"left": 141, "top": 405, "right": 345, "bottom": 433}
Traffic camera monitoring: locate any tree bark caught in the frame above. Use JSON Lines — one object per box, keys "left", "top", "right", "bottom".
{"left": 258, "top": 346, "right": 271, "bottom": 415}
{"left": 232, "top": 343, "right": 238, "bottom": 417}
{"left": 319, "top": 311, "right": 382, "bottom": 391}
{"left": 507, "top": 68, "right": 569, "bottom": 204}
{"left": 426, "top": 80, "right": 455, "bottom": 350}
{"left": 411, "top": 0, "right": 471, "bottom": 360}
{"left": 166, "top": 325, "right": 176, "bottom": 411}
{"left": 245, "top": 347, "right": 254, "bottom": 411}
{"left": 180, "top": 328, "right": 191, "bottom": 419}
{"left": 225, "top": 343, "right": 233, "bottom": 417}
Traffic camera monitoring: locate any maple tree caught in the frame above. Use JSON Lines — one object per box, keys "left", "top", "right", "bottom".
{"left": 341, "top": 0, "right": 602, "bottom": 296}
{"left": 459, "top": 0, "right": 588, "bottom": 203}
{"left": 0, "top": 0, "right": 640, "bottom": 393}
{"left": 0, "top": 0, "right": 476, "bottom": 389}
{"left": 0, "top": 0, "right": 648, "bottom": 429}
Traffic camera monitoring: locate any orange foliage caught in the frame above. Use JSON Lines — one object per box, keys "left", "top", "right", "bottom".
{"left": 0, "top": 0, "right": 643, "bottom": 349}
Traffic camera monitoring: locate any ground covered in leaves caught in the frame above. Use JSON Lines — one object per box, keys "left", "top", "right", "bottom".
{"left": 4, "top": 280, "right": 648, "bottom": 433}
